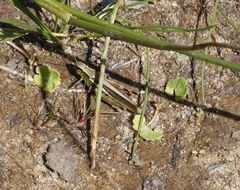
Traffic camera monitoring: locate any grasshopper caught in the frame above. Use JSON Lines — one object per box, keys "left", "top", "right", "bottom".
{"left": 75, "top": 62, "right": 138, "bottom": 113}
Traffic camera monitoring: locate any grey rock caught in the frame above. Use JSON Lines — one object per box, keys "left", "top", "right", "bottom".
{"left": 232, "top": 130, "right": 240, "bottom": 140}
{"left": 44, "top": 139, "right": 80, "bottom": 182}
{"left": 142, "top": 176, "right": 163, "bottom": 190}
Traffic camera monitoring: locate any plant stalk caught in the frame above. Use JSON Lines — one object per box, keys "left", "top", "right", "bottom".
{"left": 201, "top": 0, "right": 219, "bottom": 102}
{"left": 90, "top": 0, "right": 124, "bottom": 169}
{"left": 33, "top": 0, "right": 240, "bottom": 71}
{"left": 131, "top": 48, "right": 151, "bottom": 160}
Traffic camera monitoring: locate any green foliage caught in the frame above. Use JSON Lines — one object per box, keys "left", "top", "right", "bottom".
{"left": 128, "top": 24, "right": 216, "bottom": 33}
{"left": 32, "top": 0, "right": 240, "bottom": 71}
{"left": 11, "top": 0, "right": 61, "bottom": 45}
{"left": 33, "top": 65, "right": 61, "bottom": 92}
{"left": 0, "top": 18, "right": 39, "bottom": 32}
{"left": 165, "top": 77, "right": 188, "bottom": 100}
{"left": 132, "top": 114, "right": 163, "bottom": 141}
{"left": 0, "top": 18, "right": 40, "bottom": 41}
{"left": 0, "top": 30, "right": 26, "bottom": 41}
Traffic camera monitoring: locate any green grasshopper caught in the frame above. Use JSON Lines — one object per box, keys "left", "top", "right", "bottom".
{"left": 76, "top": 62, "right": 138, "bottom": 113}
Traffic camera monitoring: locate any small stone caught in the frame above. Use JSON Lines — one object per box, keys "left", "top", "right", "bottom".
{"left": 231, "top": 131, "right": 240, "bottom": 140}
{"left": 44, "top": 139, "right": 80, "bottom": 182}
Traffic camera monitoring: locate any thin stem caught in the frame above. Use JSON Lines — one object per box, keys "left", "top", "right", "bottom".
{"left": 131, "top": 47, "right": 151, "bottom": 160}
{"left": 89, "top": 0, "right": 95, "bottom": 15}
{"left": 33, "top": 0, "right": 240, "bottom": 52}
{"left": 90, "top": 0, "right": 124, "bottom": 169}
{"left": 201, "top": 0, "right": 219, "bottom": 102}
{"left": 33, "top": 0, "right": 240, "bottom": 71}
{"left": 12, "top": 0, "right": 61, "bottom": 46}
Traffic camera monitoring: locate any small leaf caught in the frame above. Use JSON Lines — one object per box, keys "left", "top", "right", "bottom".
{"left": 33, "top": 65, "right": 60, "bottom": 92}
{"left": 133, "top": 114, "right": 163, "bottom": 141}
{"left": 0, "top": 18, "right": 39, "bottom": 33}
{"left": 165, "top": 77, "right": 187, "bottom": 100}
{"left": 11, "top": 0, "right": 61, "bottom": 45}
{"left": 0, "top": 18, "right": 38, "bottom": 41}
{"left": 132, "top": 114, "right": 145, "bottom": 131}
{"left": 0, "top": 30, "right": 26, "bottom": 41}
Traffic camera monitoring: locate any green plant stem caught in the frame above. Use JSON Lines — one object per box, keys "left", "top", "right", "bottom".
{"left": 90, "top": 0, "right": 123, "bottom": 169}
{"left": 66, "top": 0, "right": 71, "bottom": 6}
{"left": 71, "top": 34, "right": 102, "bottom": 41}
{"left": 128, "top": 24, "right": 216, "bottom": 33}
{"left": 89, "top": 0, "right": 95, "bottom": 15}
{"left": 33, "top": 0, "right": 240, "bottom": 71}
{"left": 124, "top": 0, "right": 153, "bottom": 8}
{"left": 11, "top": 0, "right": 61, "bottom": 46}
{"left": 131, "top": 48, "right": 151, "bottom": 160}
{"left": 201, "top": 0, "right": 219, "bottom": 102}
{"left": 68, "top": 17, "right": 237, "bottom": 51}
{"left": 69, "top": 17, "right": 240, "bottom": 70}
{"left": 51, "top": 1, "right": 239, "bottom": 50}
{"left": 117, "top": 17, "right": 216, "bottom": 32}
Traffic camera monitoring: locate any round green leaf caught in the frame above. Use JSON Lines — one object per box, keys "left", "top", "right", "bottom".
{"left": 33, "top": 65, "right": 61, "bottom": 92}
{"left": 133, "top": 114, "right": 164, "bottom": 141}
{"left": 165, "top": 77, "right": 187, "bottom": 100}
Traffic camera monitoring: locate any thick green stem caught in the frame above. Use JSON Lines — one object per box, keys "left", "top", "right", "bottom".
{"left": 50, "top": 1, "right": 239, "bottom": 50}
{"left": 33, "top": 0, "right": 240, "bottom": 71}
{"left": 12, "top": 0, "right": 61, "bottom": 45}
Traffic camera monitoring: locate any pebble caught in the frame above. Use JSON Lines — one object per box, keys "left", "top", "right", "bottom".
{"left": 44, "top": 139, "right": 80, "bottom": 182}
{"left": 231, "top": 131, "right": 240, "bottom": 140}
